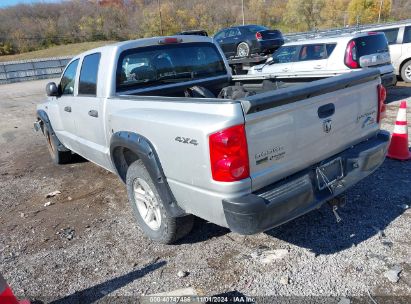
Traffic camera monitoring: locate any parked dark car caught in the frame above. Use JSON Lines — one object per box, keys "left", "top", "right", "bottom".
{"left": 214, "top": 25, "right": 284, "bottom": 58}
{"left": 177, "top": 30, "right": 208, "bottom": 36}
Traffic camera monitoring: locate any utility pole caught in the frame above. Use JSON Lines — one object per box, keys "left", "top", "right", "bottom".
{"left": 378, "top": 0, "right": 383, "bottom": 23}
{"left": 242, "top": 0, "right": 245, "bottom": 25}
{"left": 157, "top": 0, "right": 163, "bottom": 35}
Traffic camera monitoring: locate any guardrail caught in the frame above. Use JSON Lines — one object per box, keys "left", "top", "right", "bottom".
{"left": 0, "top": 56, "right": 72, "bottom": 84}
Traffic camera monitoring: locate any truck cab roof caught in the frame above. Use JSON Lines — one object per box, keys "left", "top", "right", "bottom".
{"left": 73, "top": 35, "right": 216, "bottom": 59}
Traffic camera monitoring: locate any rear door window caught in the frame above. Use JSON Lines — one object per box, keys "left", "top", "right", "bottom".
{"left": 117, "top": 42, "right": 227, "bottom": 92}
{"left": 298, "top": 44, "right": 326, "bottom": 61}
{"left": 79, "top": 53, "right": 101, "bottom": 96}
{"left": 404, "top": 26, "right": 411, "bottom": 43}
{"left": 354, "top": 34, "right": 389, "bottom": 57}
{"left": 272, "top": 45, "right": 298, "bottom": 63}
{"left": 380, "top": 28, "right": 399, "bottom": 44}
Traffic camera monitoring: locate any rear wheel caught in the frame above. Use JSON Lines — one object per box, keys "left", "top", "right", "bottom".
{"left": 44, "top": 126, "right": 72, "bottom": 164}
{"left": 126, "top": 160, "right": 194, "bottom": 244}
{"left": 401, "top": 60, "right": 411, "bottom": 83}
{"left": 236, "top": 42, "right": 250, "bottom": 58}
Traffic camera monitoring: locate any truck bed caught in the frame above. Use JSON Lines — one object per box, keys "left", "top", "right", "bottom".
{"left": 241, "top": 69, "right": 380, "bottom": 114}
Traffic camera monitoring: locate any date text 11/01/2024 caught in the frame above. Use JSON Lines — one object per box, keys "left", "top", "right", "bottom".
{"left": 148, "top": 296, "right": 256, "bottom": 302}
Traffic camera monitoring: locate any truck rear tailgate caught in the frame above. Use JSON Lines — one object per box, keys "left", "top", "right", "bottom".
{"left": 241, "top": 69, "right": 381, "bottom": 191}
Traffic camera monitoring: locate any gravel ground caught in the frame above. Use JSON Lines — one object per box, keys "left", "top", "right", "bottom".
{"left": 0, "top": 79, "right": 410, "bottom": 303}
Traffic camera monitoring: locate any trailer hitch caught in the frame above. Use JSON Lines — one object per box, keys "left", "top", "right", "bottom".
{"left": 328, "top": 194, "right": 346, "bottom": 223}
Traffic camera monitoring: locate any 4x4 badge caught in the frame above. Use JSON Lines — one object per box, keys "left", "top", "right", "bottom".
{"left": 323, "top": 119, "right": 332, "bottom": 133}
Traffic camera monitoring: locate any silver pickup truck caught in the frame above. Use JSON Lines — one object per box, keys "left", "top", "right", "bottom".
{"left": 35, "top": 35, "right": 390, "bottom": 244}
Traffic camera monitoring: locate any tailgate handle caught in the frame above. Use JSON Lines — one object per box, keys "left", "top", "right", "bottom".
{"left": 318, "top": 103, "right": 335, "bottom": 118}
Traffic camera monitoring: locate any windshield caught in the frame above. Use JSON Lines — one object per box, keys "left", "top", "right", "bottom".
{"left": 271, "top": 45, "right": 298, "bottom": 63}
{"left": 354, "top": 34, "right": 389, "bottom": 57}
{"left": 116, "top": 42, "right": 227, "bottom": 92}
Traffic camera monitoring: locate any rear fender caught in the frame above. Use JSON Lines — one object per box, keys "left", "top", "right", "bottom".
{"left": 110, "top": 131, "right": 185, "bottom": 217}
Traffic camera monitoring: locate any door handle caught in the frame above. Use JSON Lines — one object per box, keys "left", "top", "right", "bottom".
{"left": 318, "top": 103, "right": 335, "bottom": 118}
{"left": 64, "top": 106, "right": 71, "bottom": 113}
{"left": 282, "top": 68, "right": 289, "bottom": 72}
{"left": 314, "top": 65, "right": 323, "bottom": 69}
{"left": 88, "top": 110, "right": 98, "bottom": 118}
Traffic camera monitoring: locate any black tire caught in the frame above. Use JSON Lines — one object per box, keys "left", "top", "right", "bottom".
{"left": 126, "top": 160, "right": 194, "bottom": 244}
{"left": 44, "top": 126, "right": 72, "bottom": 165}
{"left": 236, "top": 42, "right": 250, "bottom": 58}
{"left": 400, "top": 60, "right": 411, "bottom": 83}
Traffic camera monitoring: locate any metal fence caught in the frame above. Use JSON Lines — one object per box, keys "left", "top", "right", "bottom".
{"left": 0, "top": 56, "right": 72, "bottom": 84}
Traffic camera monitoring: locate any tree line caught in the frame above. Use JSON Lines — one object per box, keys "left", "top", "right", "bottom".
{"left": 0, "top": 0, "right": 410, "bottom": 56}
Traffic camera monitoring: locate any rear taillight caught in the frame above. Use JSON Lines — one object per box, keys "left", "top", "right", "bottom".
{"left": 377, "top": 84, "right": 387, "bottom": 122}
{"left": 344, "top": 40, "right": 359, "bottom": 69}
{"left": 209, "top": 124, "right": 249, "bottom": 182}
{"left": 256, "top": 32, "right": 262, "bottom": 40}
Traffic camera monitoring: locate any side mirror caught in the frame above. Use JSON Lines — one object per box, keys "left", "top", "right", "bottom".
{"left": 46, "top": 82, "right": 59, "bottom": 97}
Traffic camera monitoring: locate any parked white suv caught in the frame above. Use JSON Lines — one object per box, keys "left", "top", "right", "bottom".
{"left": 359, "top": 22, "right": 411, "bottom": 82}
{"left": 248, "top": 32, "right": 396, "bottom": 87}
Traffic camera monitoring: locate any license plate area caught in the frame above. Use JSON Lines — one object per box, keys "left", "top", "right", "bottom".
{"left": 316, "top": 157, "right": 344, "bottom": 190}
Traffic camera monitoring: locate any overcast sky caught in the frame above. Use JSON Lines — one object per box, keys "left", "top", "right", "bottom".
{"left": 0, "top": 0, "right": 61, "bottom": 8}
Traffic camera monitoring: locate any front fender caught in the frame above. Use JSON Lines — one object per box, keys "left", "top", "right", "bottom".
{"left": 36, "top": 110, "right": 69, "bottom": 152}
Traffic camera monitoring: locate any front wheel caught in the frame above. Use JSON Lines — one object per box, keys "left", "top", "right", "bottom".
{"left": 236, "top": 42, "right": 250, "bottom": 58}
{"left": 126, "top": 160, "right": 194, "bottom": 244}
{"left": 44, "top": 125, "right": 72, "bottom": 164}
{"left": 401, "top": 60, "right": 411, "bottom": 83}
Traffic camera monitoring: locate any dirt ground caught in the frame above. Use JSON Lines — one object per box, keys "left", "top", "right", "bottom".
{"left": 0, "top": 79, "right": 410, "bottom": 303}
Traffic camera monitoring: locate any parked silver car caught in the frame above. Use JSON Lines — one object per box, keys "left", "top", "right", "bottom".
{"left": 247, "top": 32, "right": 396, "bottom": 87}
{"left": 360, "top": 22, "right": 411, "bottom": 82}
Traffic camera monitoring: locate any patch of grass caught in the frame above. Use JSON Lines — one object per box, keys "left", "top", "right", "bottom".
{"left": 0, "top": 41, "right": 117, "bottom": 62}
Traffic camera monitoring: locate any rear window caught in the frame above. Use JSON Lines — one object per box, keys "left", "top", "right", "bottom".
{"left": 116, "top": 42, "right": 227, "bottom": 92}
{"left": 326, "top": 43, "right": 337, "bottom": 57}
{"left": 354, "top": 34, "right": 389, "bottom": 58}
{"left": 247, "top": 25, "right": 268, "bottom": 33}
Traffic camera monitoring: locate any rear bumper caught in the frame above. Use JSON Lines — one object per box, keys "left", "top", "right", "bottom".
{"left": 381, "top": 71, "right": 397, "bottom": 88}
{"left": 222, "top": 131, "right": 390, "bottom": 235}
